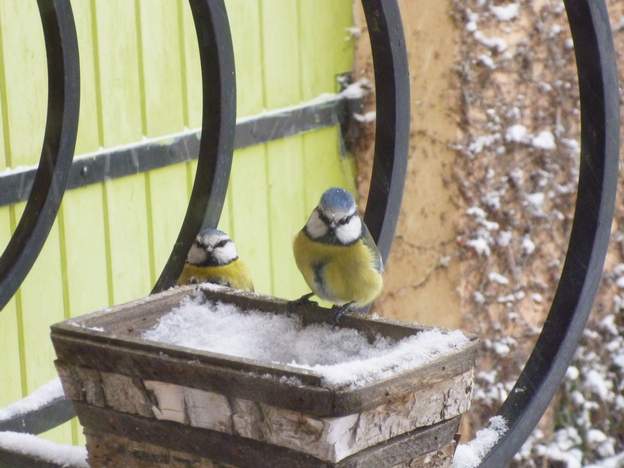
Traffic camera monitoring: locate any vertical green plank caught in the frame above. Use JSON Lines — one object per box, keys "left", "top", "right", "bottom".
{"left": 226, "top": 0, "right": 272, "bottom": 294}
{"left": 225, "top": 1, "right": 264, "bottom": 117}
{"left": 0, "top": 207, "right": 21, "bottom": 408}
{"left": 299, "top": 0, "right": 353, "bottom": 100}
{"left": 217, "top": 190, "right": 233, "bottom": 235}
{"left": 179, "top": 0, "right": 201, "bottom": 129}
{"left": 61, "top": 0, "right": 110, "bottom": 445}
{"left": 298, "top": 1, "right": 355, "bottom": 212}
{"left": 229, "top": 148, "right": 271, "bottom": 293}
{"left": 63, "top": 0, "right": 109, "bottom": 320}
{"left": 0, "top": 0, "right": 47, "bottom": 166}
{"left": 0, "top": 81, "right": 22, "bottom": 408}
{"left": 136, "top": 0, "right": 188, "bottom": 281}
{"left": 146, "top": 163, "right": 189, "bottom": 281}
{"left": 302, "top": 127, "right": 353, "bottom": 212}
{"left": 92, "top": 0, "right": 143, "bottom": 145}
{"left": 136, "top": 0, "right": 185, "bottom": 137}
{"left": 92, "top": 0, "right": 151, "bottom": 304}
{"left": 260, "top": 0, "right": 307, "bottom": 298}
{"left": 17, "top": 211, "right": 69, "bottom": 443}
{"left": 0, "top": 0, "right": 71, "bottom": 443}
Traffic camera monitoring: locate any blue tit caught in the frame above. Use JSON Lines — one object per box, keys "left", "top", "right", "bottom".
{"left": 177, "top": 228, "right": 254, "bottom": 292}
{"left": 293, "top": 187, "right": 383, "bottom": 318}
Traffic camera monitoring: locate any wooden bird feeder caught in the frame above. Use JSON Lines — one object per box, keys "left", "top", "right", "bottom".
{"left": 51, "top": 285, "right": 477, "bottom": 467}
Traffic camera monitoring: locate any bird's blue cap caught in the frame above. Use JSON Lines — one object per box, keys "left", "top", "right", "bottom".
{"left": 198, "top": 227, "right": 227, "bottom": 237}
{"left": 319, "top": 187, "right": 355, "bottom": 213}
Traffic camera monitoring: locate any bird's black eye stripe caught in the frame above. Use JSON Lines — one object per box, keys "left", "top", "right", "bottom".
{"left": 338, "top": 214, "right": 354, "bottom": 225}
{"left": 214, "top": 239, "right": 229, "bottom": 248}
{"left": 316, "top": 208, "right": 332, "bottom": 226}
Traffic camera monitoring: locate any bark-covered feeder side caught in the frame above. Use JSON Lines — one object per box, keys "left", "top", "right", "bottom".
{"left": 51, "top": 285, "right": 477, "bottom": 468}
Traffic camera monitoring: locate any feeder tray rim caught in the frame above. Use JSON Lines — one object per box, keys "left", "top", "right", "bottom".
{"left": 51, "top": 285, "right": 478, "bottom": 394}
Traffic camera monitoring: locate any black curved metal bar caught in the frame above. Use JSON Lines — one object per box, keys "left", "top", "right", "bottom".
{"left": 481, "top": 1, "right": 620, "bottom": 465}
{"left": 0, "top": 0, "right": 80, "bottom": 311}
{"left": 0, "top": 0, "right": 236, "bottom": 438}
{"left": 360, "top": 0, "right": 410, "bottom": 262}
{"left": 0, "top": 396, "right": 73, "bottom": 435}
{"left": 152, "top": 0, "right": 236, "bottom": 292}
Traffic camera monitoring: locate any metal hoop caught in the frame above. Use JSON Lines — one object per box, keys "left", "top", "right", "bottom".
{"left": 152, "top": 0, "right": 235, "bottom": 293}
{"left": 0, "top": 0, "right": 80, "bottom": 311}
{"left": 3, "top": 1, "right": 614, "bottom": 466}
{"left": 0, "top": 0, "right": 235, "bottom": 443}
{"left": 360, "top": 0, "right": 410, "bottom": 261}
{"left": 481, "top": 0, "right": 620, "bottom": 465}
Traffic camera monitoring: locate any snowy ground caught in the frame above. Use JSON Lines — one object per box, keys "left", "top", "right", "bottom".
{"left": 451, "top": 0, "right": 624, "bottom": 466}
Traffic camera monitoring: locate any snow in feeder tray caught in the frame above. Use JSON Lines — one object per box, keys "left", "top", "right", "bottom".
{"left": 142, "top": 298, "right": 471, "bottom": 388}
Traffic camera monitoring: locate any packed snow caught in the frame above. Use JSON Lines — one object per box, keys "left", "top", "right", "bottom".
{"left": 353, "top": 111, "right": 376, "bottom": 123}
{"left": 490, "top": 3, "right": 519, "bottom": 22}
{"left": 505, "top": 124, "right": 530, "bottom": 143}
{"left": 0, "top": 378, "right": 64, "bottom": 423}
{"left": 453, "top": 416, "right": 508, "bottom": 468}
{"left": 142, "top": 298, "right": 471, "bottom": 388}
{"left": 0, "top": 432, "right": 87, "bottom": 467}
{"left": 531, "top": 130, "right": 557, "bottom": 150}
{"left": 473, "top": 31, "right": 507, "bottom": 52}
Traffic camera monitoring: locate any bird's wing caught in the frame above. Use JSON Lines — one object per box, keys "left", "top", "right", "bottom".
{"left": 361, "top": 222, "right": 384, "bottom": 273}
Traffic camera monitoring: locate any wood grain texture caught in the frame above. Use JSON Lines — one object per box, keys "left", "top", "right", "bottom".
{"left": 0, "top": 94, "right": 22, "bottom": 408}
{"left": 136, "top": 0, "right": 188, "bottom": 284}
{"left": 225, "top": 0, "right": 273, "bottom": 296}
{"left": 0, "top": 1, "right": 69, "bottom": 442}
{"left": 0, "top": 207, "right": 22, "bottom": 408}
{"left": 298, "top": 1, "right": 357, "bottom": 212}
{"left": 91, "top": 0, "right": 152, "bottom": 307}
{"left": 77, "top": 402, "right": 460, "bottom": 468}
{"left": 0, "top": 0, "right": 357, "bottom": 448}
{"left": 52, "top": 286, "right": 477, "bottom": 417}
{"left": 85, "top": 428, "right": 455, "bottom": 468}
{"left": 59, "top": 364, "right": 470, "bottom": 462}
{"left": 260, "top": 0, "right": 308, "bottom": 299}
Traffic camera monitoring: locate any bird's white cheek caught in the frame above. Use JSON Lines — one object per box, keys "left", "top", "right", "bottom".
{"left": 213, "top": 242, "right": 237, "bottom": 264}
{"left": 336, "top": 217, "right": 362, "bottom": 244}
{"left": 187, "top": 244, "right": 208, "bottom": 264}
{"left": 306, "top": 210, "right": 328, "bottom": 239}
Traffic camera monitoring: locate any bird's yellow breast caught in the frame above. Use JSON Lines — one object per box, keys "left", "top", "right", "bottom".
{"left": 177, "top": 258, "right": 254, "bottom": 291}
{"left": 293, "top": 231, "right": 382, "bottom": 306}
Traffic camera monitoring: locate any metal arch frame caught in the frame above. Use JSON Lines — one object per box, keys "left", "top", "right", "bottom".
{"left": 0, "top": 0, "right": 406, "bottom": 445}
{"left": 0, "top": 0, "right": 236, "bottom": 450}
{"left": 1, "top": 1, "right": 619, "bottom": 467}
{"left": 152, "top": 0, "right": 235, "bottom": 293}
{"left": 0, "top": 0, "right": 236, "bottom": 458}
{"left": 481, "top": 0, "right": 620, "bottom": 465}
{"left": 0, "top": 0, "right": 79, "bottom": 311}
{"left": 361, "top": 0, "right": 410, "bottom": 262}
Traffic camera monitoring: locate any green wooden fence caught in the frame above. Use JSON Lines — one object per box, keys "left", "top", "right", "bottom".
{"left": 0, "top": 0, "right": 355, "bottom": 445}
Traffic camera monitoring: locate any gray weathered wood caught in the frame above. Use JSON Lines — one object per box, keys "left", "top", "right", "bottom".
{"left": 57, "top": 363, "right": 471, "bottom": 462}
{"left": 76, "top": 402, "right": 460, "bottom": 468}
{"left": 51, "top": 286, "right": 477, "bottom": 417}
{"left": 52, "top": 286, "right": 475, "bottom": 466}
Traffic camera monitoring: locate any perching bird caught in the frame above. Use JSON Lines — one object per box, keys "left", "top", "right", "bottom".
{"left": 177, "top": 228, "right": 254, "bottom": 291}
{"left": 293, "top": 187, "right": 383, "bottom": 319}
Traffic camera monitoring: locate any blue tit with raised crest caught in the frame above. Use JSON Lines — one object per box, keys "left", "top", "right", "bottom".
{"left": 293, "top": 187, "right": 383, "bottom": 318}
{"left": 177, "top": 228, "right": 254, "bottom": 292}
